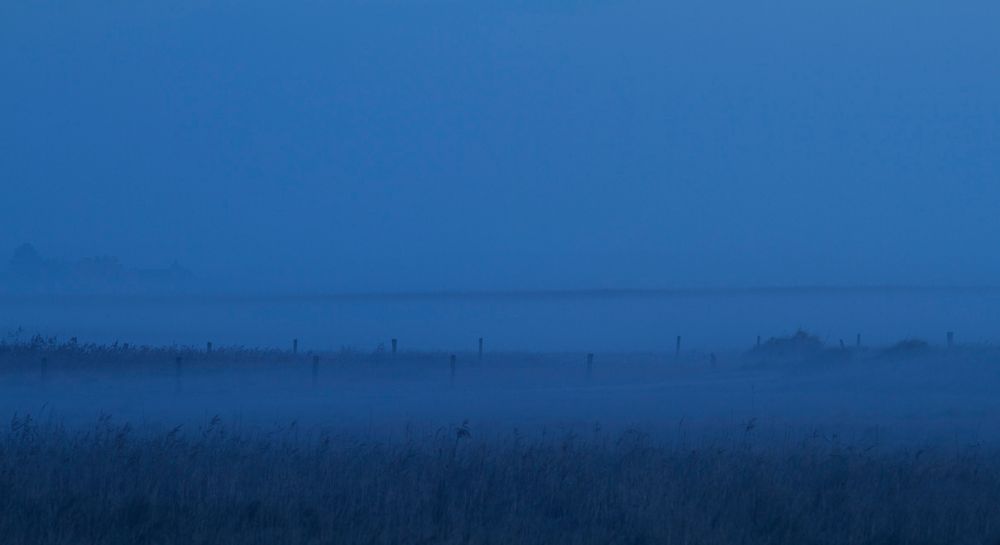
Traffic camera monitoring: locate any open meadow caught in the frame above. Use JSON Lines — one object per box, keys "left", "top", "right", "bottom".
{"left": 2, "top": 334, "right": 1000, "bottom": 544}
{"left": 6, "top": 0, "right": 998, "bottom": 541}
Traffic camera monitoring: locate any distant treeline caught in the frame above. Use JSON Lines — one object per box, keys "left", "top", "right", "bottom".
{"left": 2, "top": 243, "right": 194, "bottom": 294}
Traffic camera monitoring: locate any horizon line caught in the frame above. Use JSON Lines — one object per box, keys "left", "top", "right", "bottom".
{"left": 2, "top": 284, "right": 1000, "bottom": 303}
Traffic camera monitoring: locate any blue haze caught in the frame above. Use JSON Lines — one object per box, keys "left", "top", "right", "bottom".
{"left": 2, "top": 1, "right": 997, "bottom": 293}
{"left": 2, "top": 1, "right": 1000, "bottom": 352}
{"left": 5, "top": 2, "right": 1000, "bottom": 467}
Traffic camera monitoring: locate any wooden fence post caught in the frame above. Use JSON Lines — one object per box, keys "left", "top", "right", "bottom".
{"left": 293, "top": 339, "right": 299, "bottom": 355}
{"left": 478, "top": 337, "right": 484, "bottom": 361}
{"left": 675, "top": 336, "right": 681, "bottom": 358}
{"left": 391, "top": 338, "right": 397, "bottom": 354}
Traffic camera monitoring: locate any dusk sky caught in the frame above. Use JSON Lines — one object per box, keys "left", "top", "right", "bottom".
{"left": 2, "top": 1, "right": 998, "bottom": 292}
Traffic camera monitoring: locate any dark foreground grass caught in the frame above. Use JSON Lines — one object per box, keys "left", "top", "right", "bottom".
{"left": 1, "top": 417, "right": 999, "bottom": 545}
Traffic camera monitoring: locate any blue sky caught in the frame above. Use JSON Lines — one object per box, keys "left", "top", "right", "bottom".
{"left": 2, "top": 1, "right": 998, "bottom": 291}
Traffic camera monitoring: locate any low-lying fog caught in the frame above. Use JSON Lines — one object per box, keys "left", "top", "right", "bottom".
{"left": 5, "top": 290, "right": 999, "bottom": 446}
{"left": 4, "top": 338, "right": 1000, "bottom": 448}
{"left": 4, "top": 288, "right": 1000, "bottom": 351}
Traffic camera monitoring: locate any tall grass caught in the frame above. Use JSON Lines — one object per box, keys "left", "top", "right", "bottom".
{"left": 3, "top": 335, "right": 1000, "bottom": 543}
{"left": 0, "top": 416, "right": 998, "bottom": 545}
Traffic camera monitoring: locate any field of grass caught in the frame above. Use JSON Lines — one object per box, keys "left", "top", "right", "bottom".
{"left": 2, "top": 335, "right": 1000, "bottom": 543}
{"left": 2, "top": 416, "right": 999, "bottom": 545}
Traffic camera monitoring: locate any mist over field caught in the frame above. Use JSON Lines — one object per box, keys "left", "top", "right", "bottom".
{"left": 3, "top": 335, "right": 1000, "bottom": 446}
{"left": 2, "top": 0, "right": 999, "bottom": 542}
{"left": 3, "top": 336, "right": 1000, "bottom": 543}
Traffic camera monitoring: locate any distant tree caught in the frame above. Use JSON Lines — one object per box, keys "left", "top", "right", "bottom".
{"left": 9, "top": 243, "right": 45, "bottom": 276}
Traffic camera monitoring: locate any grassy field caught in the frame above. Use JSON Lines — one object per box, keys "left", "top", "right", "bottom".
{"left": 1, "top": 417, "right": 999, "bottom": 545}
{"left": 2, "top": 335, "right": 1000, "bottom": 543}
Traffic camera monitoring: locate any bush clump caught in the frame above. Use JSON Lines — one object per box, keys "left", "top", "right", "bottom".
{"left": 746, "top": 330, "right": 827, "bottom": 365}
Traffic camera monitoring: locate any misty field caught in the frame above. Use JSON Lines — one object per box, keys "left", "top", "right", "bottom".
{"left": 3, "top": 335, "right": 1000, "bottom": 544}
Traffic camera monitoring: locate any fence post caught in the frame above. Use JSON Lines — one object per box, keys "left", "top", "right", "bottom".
{"left": 391, "top": 338, "right": 397, "bottom": 354}
{"left": 675, "top": 336, "right": 681, "bottom": 358}
{"left": 478, "top": 337, "right": 484, "bottom": 361}
{"left": 947, "top": 331, "right": 954, "bottom": 349}
{"left": 756, "top": 335, "right": 761, "bottom": 348}
{"left": 207, "top": 341, "right": 213, "bottom": 354}
{"left": 856, "top": 333, "right": 861, "bottom": 348}
{"left": 293, "top": 339, "right": 298, "bottom": 355}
